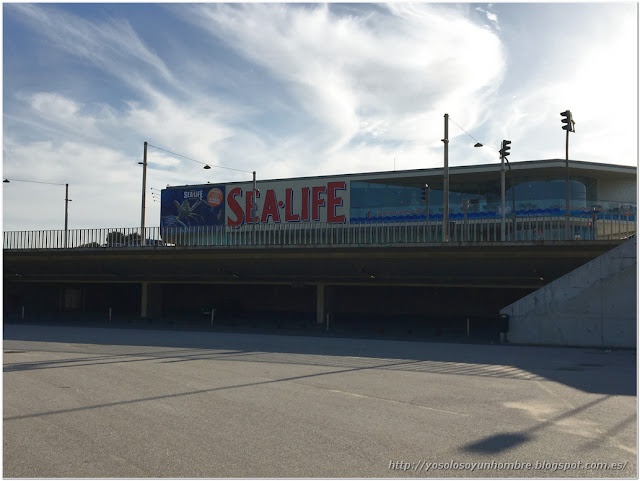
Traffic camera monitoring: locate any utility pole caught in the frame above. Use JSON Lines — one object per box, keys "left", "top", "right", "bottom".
{"left": 3, "top": 178, "right": 70, "bottom": 245}
{"left": 561, "top": 110, "right": 575, "bottom": 240}
{"left": 442, "top": 114, "right": 449, "bottom": 243}
{"left": 252, "top": 171, "right": 257, "bottom": 244}
{"left": 64, "top": 183, "right": 69, "bottom": 248}
{"left": 140, "top": 141, "right": 148, "bottom": 246}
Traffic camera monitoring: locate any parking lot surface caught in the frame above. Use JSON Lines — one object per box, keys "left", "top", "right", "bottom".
{"left": 3, "top": 325, "right": 637, "bottom": 478}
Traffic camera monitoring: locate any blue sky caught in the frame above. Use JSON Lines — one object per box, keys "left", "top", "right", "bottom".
{"left": 2, "top": 3, "right": 637, "bottom": 230}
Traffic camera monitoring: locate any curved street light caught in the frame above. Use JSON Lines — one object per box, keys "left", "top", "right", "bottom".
{"left": 141, "top": 142, "right": 257, "bottom": 245}
{"left": 3, "top": 178, "right": 71, "bottom": 247}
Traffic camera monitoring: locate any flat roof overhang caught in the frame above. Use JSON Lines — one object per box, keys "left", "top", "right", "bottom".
{"left": 165, "top": 160, "right": 636, "bottom": 191}
{"left": 360, "top": 160, "right": 637, "bottom": 189}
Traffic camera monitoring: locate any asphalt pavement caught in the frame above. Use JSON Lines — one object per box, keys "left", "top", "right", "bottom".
{"left": 3, "top": 324, "right": 637, "bottom": 478}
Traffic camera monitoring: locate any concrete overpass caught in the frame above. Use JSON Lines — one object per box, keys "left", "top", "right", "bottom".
{"left": 3, "top": 228, "right": 627, "bottom": 339}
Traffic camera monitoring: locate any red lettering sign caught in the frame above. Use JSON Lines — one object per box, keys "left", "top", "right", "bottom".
{"left": 311, "top": 186, "right": 326, "bottom": 221}
{"left": 301, "top": 187, "right": 310, "bottom": 222}
{"left": 245, "top": 190, "right": 257, "bottom": 224}
{"left": 285, "top": 188, "right": 300, "bottom": 222}
{"left": 227, "top": 187, "right": 244, "bottom": 227}
{"left": 327, "top": 181, "right": 346, "bottom": 223}
{"left": 261, "top": 189, "right": 281, "bottom": 223}
{"left": 226, "top": 183, "right": 346, "bottom": 225}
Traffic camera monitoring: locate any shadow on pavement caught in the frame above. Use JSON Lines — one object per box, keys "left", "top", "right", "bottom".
{"left": 3, "top": 324, "right": 636, "bottom": 397}
{"left": 461, "top": 395, "right": 614, "bottom": 455}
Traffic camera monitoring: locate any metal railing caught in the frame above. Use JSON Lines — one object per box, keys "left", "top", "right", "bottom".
{"left": 3, "top": 213, "right": 636, "bottom": 250}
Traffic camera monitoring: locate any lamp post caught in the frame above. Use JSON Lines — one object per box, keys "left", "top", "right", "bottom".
{"left": 140, "top": 141, "right": 148, "bottom": 246}
{"left": 442, "top": 114, "right": 449, "bottom": 242}
{"left": 142, "top": 143, "right": 256, "bottom": 244}
{"left": 471, "top": 140, "right": 512, "bottom": 241}
{"left": 3, "top": 178, "right": 70, "bottom": 247}
{"left": 445, "top": 116, "right": 515, "bottom": 242}
{"left": 252, "top": 171, "right": 258, "bottom": 244}
{"left": 140, "top": 142, "right": 217, "bottom": 246}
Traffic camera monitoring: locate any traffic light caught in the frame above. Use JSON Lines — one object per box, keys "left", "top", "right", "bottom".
{"left": 421, "top": 184, "right": 429, "bottom": 201}
{"left": 500, "top": 140, "right": 511, "bottom": 158}
{"left": 561, "top": 110, "right": 574, "bottom": 132}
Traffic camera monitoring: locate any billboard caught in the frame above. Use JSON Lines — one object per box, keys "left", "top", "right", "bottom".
{"left": 161, "top": 185, "right": 226, "bottom": 229}
{"left": 224, "top": 179, "right": 348, "bottom": 226}
{"left": 161, "top": 178, "right": 350, "bottom": 228}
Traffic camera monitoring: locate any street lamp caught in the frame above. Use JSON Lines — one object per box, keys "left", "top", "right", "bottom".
{"left": 442, "top": 114, "right": 450, "bottom": 242}
{"left": 141, "top": 142, "right": 257, "bottom": 245}
{"left": 471, "top": 140, "right": 512, "bottom": 241}
{"left": 139, "top": 142, "right": 216, "bottom": 246}
{"left": 139, "top": 141, "right": 148, "bottom": 246}
{"left": 3, "top": 178, "right": 71, "bottom": 247}
{"left": 445, "top": 116, "right": 518, "bottom": 242}
{"left": 442, "top": 116, "right": 487, "bottom": 243}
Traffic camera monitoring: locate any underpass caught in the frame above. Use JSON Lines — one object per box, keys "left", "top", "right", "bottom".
{"left": 3, "top": 238, "right": 625, "bottom": 341}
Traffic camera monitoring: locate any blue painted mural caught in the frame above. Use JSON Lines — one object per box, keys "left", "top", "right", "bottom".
{"left": 161, "top": 185, "right": 226, "bottom": 229}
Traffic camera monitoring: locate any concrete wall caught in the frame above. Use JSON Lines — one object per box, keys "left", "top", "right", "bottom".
{"left": 503, "top": 237, "right": 637, "bottom": 347}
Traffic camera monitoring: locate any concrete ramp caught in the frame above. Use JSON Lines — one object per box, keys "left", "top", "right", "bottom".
{"left": 503, "top": 237, "right": 636, "bottom": 347}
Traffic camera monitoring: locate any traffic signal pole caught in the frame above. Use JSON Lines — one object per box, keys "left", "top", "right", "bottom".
{"left": 501, "top": 146, "right": 506, "bottom": 241}
{"left": 422, "top": 184, "right": 430, "bottom": 238}
{"left": 499, "top": 140, "right": 511, "bottom": 242}
{"left": 561, "top": 110, "right": 574, "bottom": 241}
{"left": 565, "top": 128, "right": 570, "bottom": 240}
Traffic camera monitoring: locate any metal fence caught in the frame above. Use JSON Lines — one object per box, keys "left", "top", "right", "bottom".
{"left": 3, "top": 213, "right": 636, "bottom": 250}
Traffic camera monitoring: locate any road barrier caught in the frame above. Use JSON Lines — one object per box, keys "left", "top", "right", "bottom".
{"left": 3, "top": 213, "right": 635, "bottom": 250}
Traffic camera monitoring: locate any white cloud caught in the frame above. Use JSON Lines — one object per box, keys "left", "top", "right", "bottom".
{"left": 3, "top": 3, "right": 636, "bottom": 233}
{"left": 182, "top": 3, "right": 506, "bottom": 158}
{"left": 475, "top": 6, "right": 500, "bottom": 31}
{"left": 1, "top": 3, "right": 509, "bottom": 230}
{"left": 487, "top": 7, "right": 637, "bottom": 166}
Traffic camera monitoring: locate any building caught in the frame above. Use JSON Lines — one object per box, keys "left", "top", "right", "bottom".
{"left": 161, "top": 159, "right": 636, "bottom": 242}
{"left": 4, "top": 159, "right": 636, "bottom": 344}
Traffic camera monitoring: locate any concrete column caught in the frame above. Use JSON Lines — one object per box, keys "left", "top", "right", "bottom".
{"left": 316, "top": 283, "right": 325, "bottom": 325}
{"left": 141, "top": 281, "right": 149, "bottom": 319}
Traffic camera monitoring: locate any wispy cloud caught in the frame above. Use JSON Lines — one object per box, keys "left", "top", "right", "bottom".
{"left": 3, "top": 3, "right": 636, "bottom": 231}
{"left": 10, "top": 4, "right": 176, "bottom": 92}
{"left": 180, "top": 3, "right": 506, "bottom": 157}
{"left": 475, "top": 6, "right": 500, "bottom": 31}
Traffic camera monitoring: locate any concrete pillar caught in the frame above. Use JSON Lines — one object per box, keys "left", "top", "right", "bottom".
{"left": 141, "top": 281, "right": 149, "bottom": 319}
{"left": 316, "top": 283, "right": 325, "bottom": 325}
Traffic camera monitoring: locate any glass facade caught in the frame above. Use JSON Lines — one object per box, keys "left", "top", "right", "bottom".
{"left": 350, "top": 175, "right": 633, "bottom": 222}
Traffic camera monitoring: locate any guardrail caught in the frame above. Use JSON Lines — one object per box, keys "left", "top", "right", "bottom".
{"left": 3, "top": 213, "right": 636, "bottom": 250}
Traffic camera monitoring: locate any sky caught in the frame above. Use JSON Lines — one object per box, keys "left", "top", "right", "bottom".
{"left": 2, "top": 2, "right": 638, "bottom": 230}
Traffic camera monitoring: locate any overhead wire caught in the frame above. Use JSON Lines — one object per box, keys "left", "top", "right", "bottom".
{"left": 146, "top": 143, "right": 253, "bottom": 174}
{"left": 4, "top": 178, "right": 67, "bottom": 186}
{"left": 447, "top": 116, "right": 500, "bottom": 152}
